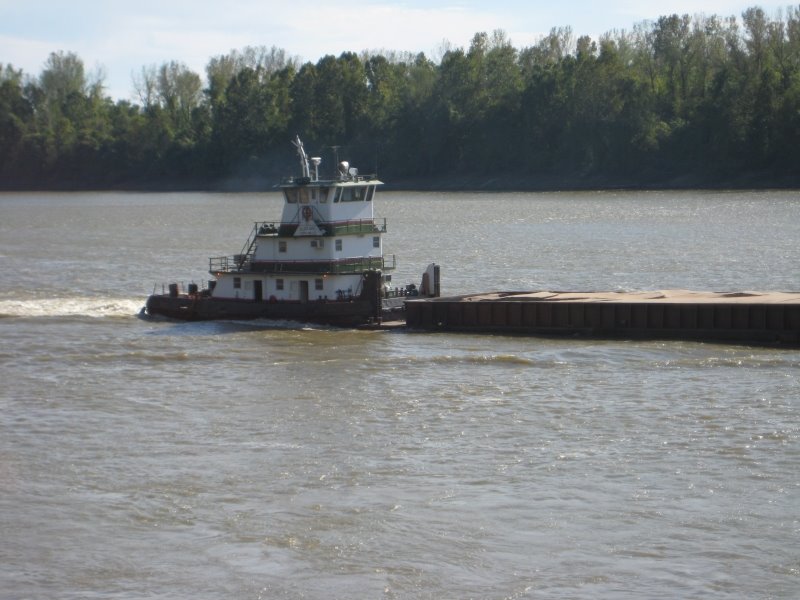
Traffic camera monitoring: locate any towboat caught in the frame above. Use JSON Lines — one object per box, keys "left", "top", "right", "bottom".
{"left": 145, "top": 136, "right": 439, "bottom": 325}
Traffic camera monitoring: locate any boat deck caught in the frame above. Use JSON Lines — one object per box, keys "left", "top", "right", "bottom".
{"left": 450, "top": 290, "right": 800, "bottom": 304}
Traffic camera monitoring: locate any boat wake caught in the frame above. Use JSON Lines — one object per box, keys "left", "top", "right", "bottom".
{"left": 0, "top": 297, "right": 145, "bottom": 319}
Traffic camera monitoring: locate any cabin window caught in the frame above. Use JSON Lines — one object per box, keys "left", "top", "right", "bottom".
{"left": 233, "top": 277, "right": 241, "bottom": 289}
{"left": 315, "top": 279, "right": 323, "bottom": 291}
{"left": 333, "top": 188, "right": 341, "bottom": 203}
{"left": 339, "top": 187, "right": 364, "bottom": 202}
{"left": 373, "top": 236, "right": 380, "bottom": 248}
{"left": 299, "top": 188, "right": 310, "bottom": 203}
{"left": 279, "top": 240, "right": 287, "bottom": 253}
{"left": 276, "top": 279, "right": 284, "bottom": 290}
{"left": 335, "top": 239, "right": 342, "bottom": 251}
{"left": 284, "top": 189, "right": 298, "bottom": 203}
{"left": 319, "top": 188, "right": 328, "bottom": 203}
{"left": 365, "top": 186, "right": 375, "bottom": 202}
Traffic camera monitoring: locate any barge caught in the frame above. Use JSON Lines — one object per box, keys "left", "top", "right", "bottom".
{"left": 405, "top": 289, "right": 800, "bottom": 345}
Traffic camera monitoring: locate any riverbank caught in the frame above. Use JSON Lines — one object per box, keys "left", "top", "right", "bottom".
{"left": 2, "top": 169, "right": 799, "bottom": 193}
{"left": 383, "top": 169, "right": 800, "bottom": 192}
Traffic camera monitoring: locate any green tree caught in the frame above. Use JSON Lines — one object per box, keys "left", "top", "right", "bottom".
{"left": 386, "top": 53, "right": 437, "bottom": 176}
{"left": 479, "top": 30, "right": 524, "bottom": 171}
{"left": 211, "top": 65, "right": 294, "bottom": 175}
{"left": 157, "top": 61, "right": 203, "bottom": 137}
{"left": 429, "top": 46, "right": 473, "bottom": 171}
{"left": 364, "top": 54, "right": 399, "bottom": 133}
{"left": 288, "top": 62, "right": 320, "bottom": 140}
{"left": 0, "top": 65, "right": 33, "bottom": 183}
{"left": 22, "top": 51, "right": 116, "bottom": 185}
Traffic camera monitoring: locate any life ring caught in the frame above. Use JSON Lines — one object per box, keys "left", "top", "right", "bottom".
{"left": 302, "top": 206, "right": 313, "bottom": 221}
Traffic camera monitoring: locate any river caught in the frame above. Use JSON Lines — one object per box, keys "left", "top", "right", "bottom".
{"left": 1, "top": 190, "right": 798, "bottom": 599}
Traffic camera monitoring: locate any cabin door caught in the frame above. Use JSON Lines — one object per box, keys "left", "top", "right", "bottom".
{"left": 299, "top": 280, "right": 309, "bottom": 303}
{"left": 253, "top": 280, "right": 263, "bottom": 301}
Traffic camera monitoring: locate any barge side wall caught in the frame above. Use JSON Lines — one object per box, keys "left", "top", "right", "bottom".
{"left": 404, "top": 298, "right": 800, "bottom": 344}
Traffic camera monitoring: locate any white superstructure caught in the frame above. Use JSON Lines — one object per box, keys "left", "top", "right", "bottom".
{"left": 207, "top": 136, "right": 394, "bottom": 304}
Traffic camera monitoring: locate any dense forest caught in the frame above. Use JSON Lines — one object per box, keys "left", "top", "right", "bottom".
{"left": 2, "top": 6, "right": 799, "bottom": 190}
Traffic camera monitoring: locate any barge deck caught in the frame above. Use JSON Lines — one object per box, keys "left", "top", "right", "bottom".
{"left": 404, "top": 290, "right": 800, "bottom": 345}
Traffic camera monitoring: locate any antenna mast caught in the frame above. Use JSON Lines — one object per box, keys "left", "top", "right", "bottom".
{"left": 291, "top": 135, "right": 310, "bottom": 179}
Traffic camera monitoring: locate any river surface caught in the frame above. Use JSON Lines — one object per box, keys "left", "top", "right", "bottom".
{"left": 1, "top": 190, "right": 798, "bottom": 599}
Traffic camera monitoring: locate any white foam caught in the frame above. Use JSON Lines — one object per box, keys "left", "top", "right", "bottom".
{"left": 0, "top": 297, "right": 145, "bottom": 318}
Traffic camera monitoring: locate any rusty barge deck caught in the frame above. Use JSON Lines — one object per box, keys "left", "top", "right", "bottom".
{"left": 404, "top": 290, "right": 800, "bottom": 345}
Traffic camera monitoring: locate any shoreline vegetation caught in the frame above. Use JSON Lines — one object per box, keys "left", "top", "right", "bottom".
{"left": 2, "top": 7, "right": 799, "bottom": 193}
{"left": 8, "top": 171, "right": 797, "bottom": 194}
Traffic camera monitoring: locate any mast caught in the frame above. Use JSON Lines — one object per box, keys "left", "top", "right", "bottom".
{"left": 291, "top": 135, "right": 310, "bottom": 179}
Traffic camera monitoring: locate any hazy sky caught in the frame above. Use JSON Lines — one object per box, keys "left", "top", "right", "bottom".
{"left": 1, "top": 1, "right": 789, "bottom": 100}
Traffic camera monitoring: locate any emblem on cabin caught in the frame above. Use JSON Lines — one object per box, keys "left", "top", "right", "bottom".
{"left": 295, "top": 204, "right": 322, "bottom": 236}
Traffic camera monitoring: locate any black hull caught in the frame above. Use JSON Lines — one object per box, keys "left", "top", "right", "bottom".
{"left": 145, "top": 295, "right": 377, "bottom": 326}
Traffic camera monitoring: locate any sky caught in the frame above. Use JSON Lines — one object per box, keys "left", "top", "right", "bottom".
{"left": 0, "top": 0, "right": 791, "bottom": 100}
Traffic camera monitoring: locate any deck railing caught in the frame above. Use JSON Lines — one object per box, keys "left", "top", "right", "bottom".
{"left": 330, "top": 218, "right": 387, "bottom": 235}
{"left": 210, "top": 254, "right": 396, "bottom": 274}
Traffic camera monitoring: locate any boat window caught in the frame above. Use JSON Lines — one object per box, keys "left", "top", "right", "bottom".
{"left": 285, "top": 189, "right": 298, "bottom": 203}
{"left": 299, "top": 188, "right": 310, "bottom": 203}
{"left": 233, "top": 277, "right": 241, "bottom": 289}
{"left": 340, "top": 187, "right": 364, "bottom": 202}
{"left": 365, "top": 186, "right": 375, "bottom": 202}
{"left": 333, "top": 188, "right": 342, "bottom": 203}
{"left": 318, "top": 188, "right": 328, "bottom": 203}
{"left": 279, "top": 241, "right": 287, "bottom": 253}
{"left": 335, "top": 239, "right": 342, "bottom": 251}
{"left": 339, "top": 187, "right": 364, "bottom": 202}
{"left": 315, "top": 279, "right": 323, "bottom": 290}
{"left": 373, "top": 236, "right": 380, "bottom": 248}
{"left": 276, "top": 278, "right": 284, "bottom": 290}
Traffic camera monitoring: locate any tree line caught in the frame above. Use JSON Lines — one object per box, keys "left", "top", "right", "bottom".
{"left": 1, "top": 6, "right": 799, "bottom": 190}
